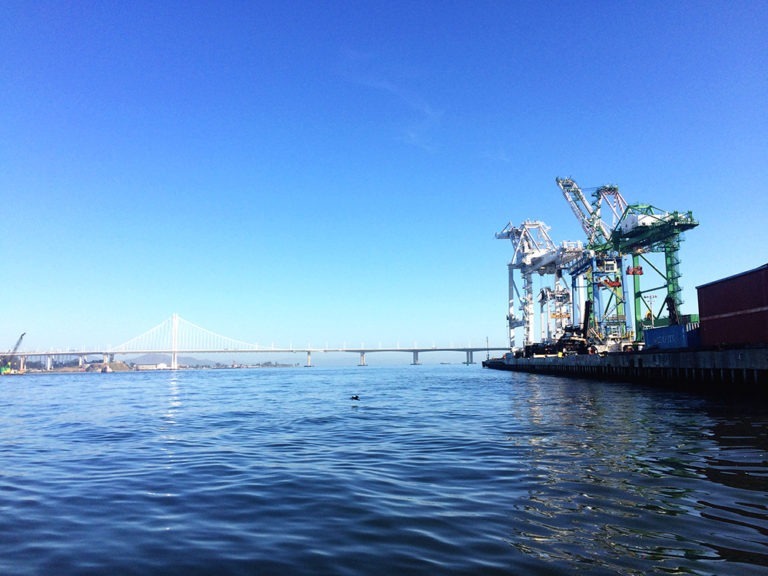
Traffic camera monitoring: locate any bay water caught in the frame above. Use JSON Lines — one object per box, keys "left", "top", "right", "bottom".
{"left": 1, "top": 365, "right": 766, "bottom": 575}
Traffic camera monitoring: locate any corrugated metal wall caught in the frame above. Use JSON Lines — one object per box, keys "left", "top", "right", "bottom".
{"left": 697, "top": 264, "right": 768, "bottom": 347}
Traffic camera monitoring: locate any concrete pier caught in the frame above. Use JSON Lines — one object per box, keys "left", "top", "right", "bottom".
{"left": 483, "top": 347, "right": 768, "bottom": 394}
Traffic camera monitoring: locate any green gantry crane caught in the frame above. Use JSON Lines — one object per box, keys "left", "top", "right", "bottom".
{"left": 611, "top": 204, "right": 698, "bottom": 338}
{"left": 557, "top": 178, "right": 698, "bottom": 343}
{"left": 1, "top": 332, "right": 26, "bottom": 374}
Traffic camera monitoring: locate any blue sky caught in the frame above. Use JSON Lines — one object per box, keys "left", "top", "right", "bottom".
{"left": 2, "top": 1, "right": 766, "bottom": 359}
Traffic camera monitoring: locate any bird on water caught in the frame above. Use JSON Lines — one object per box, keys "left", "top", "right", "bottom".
{"left": 350, "top": 395, "right": 360, "bottom": 401}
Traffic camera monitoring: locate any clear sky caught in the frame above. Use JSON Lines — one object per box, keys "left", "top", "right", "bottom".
{"left": 2, "top": 1, "right": 766, "bottom": 358}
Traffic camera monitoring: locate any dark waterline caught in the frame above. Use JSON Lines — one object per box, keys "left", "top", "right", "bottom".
{"left": 1, "top": 366, "right": 766, "bottom": 575}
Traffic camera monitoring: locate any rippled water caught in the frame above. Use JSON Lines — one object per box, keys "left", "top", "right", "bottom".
{"left": 1, "top": 366, "right": 766, "bottom": 575}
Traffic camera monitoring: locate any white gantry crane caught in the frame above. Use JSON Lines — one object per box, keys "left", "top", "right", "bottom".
{"left": 496, "top": 220, "right": 583, "bottom": 349}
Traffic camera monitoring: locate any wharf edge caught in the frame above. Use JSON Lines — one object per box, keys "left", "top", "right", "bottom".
{"left": 482, "top": 347, "right": 768, "bottom": 395}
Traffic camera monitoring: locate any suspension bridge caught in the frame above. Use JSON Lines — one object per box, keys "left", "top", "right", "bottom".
{"left": 11, "top": 314, "right": 508, "bottom": 370}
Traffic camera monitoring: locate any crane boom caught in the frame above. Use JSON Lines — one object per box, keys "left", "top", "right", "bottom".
{"left": 556, "top": 178, "right": 629, "bottom": 252}
{"left": 4, "top": 332, "right": 25, "bottom": 359}
{"left": 1, "top": 333, "right": 25, "bottom": 373}
{"left": 556, "top": 177, "right": 595, "bottom": 240}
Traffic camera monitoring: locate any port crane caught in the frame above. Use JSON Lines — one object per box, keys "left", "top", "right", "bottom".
{"left": 1, "top": 332, "right": 25, "bottom": 374}
{"left": 612, "top": 203, "right": 698, "bottom": 337}
{"left": 556, "top": 178, "right": 633, "bottom": 345}
{"left": 558, "top": 178, "right": 626, "bottom": 252}
{"left": 496, "top": 220, "right": 583, "bottom": 348}
{"left": 557, "top": 177, "right": 698, "bottom": 342}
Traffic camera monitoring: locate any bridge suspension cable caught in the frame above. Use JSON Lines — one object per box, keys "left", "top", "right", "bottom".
{"left": 110, "top": 314, "right": 261, "bottom": 354}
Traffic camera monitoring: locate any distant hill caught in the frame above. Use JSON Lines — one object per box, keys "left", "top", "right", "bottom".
{"left": 129, "top": 354, "right": 214, "bottom": 367}
{"left": 127, "top": 354, "right": 295, "bottom": 368}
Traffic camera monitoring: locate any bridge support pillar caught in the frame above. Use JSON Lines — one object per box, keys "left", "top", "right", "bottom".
{"left": 305, "top": 351, "right": 312, "bottom": 367}
{"left": 46, "top": 355, "right": 53, "bottom": 371}
{"left": 171, "top": 313, "right": 179, "bottom": 370}
{"left": 78, "top": 356, "right": 86, "bottom": 367}
{"left": 19, "top": 356, "right": 26, "bottom": 372}
{"left": 358, "top": 352, "right": 367, "bottom": 366}
{"left": 465, "top": 351, "right": 475, "bottom": 365}
{"left": 411, "top": 351, "right": 420, "bottom": 365}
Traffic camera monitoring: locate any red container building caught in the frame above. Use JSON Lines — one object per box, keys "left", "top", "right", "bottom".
{"left": 697, "top": 263, "right": 768, "bottom": 348}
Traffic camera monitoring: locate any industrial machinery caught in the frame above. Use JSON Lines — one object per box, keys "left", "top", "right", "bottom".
{"left": 612, "top": 203, "right": 698, "bottom": 338}
{"left": 495, "top": 220, "right": 583, "bottom": 349}
{"left": 557, "top": 177, "right": 698, "bottom": 343}
{"left": 1, "top": 332, "right": 26, "bottom": 374}
{"left": 495, "top": 178, "right": 697, "bottom": 354}
{"left": 557, "top": 178, "right": 633, "bottom": 345}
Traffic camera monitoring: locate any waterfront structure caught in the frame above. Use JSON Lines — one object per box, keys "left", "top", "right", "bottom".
{"left": 486, "top": 177, "right": 765, "bottom": 392}
{"left": 5, "top": 314, "right": 507, "bottom": 371}
{"left": 697, "top": 264, "right": 768, "bottom": 349}
{"left": 497, "top": 177, "right": 699, "bottom": 352}
{"left": 556, "top": 177, "right": 698, "bottom": 344}
{"left": 482, "top": 346, "right": 768, "bottom": 391}
{"left": 495, "top": 220, "right": 582, "bottom": 349}
{"left": 485, "top": 256, "right": 768, "bottom": 393}
{"left": 557, "top": 178, "right": 634, "bottom": 342}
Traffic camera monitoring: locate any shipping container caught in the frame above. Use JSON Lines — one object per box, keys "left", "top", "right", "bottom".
{"left": 697, "top": 263, "right": 768, "bottom": 347}
{"left": 686, "top": 326, "right": 701, "bottom": 349}
{"left": 643, "top": 324, "right": 699, "bottom": 349}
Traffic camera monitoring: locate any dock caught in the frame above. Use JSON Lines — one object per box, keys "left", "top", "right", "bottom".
{"left": 483, "top": 347, "right": 768, "bottom": 394}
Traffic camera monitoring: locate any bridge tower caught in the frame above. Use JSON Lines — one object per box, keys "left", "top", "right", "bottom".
{"left": 171, "top": 313, "right": 179, "bottom": 370}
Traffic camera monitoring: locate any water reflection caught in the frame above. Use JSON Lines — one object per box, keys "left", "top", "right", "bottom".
{"left": 1, "top": 368, "right": 765, "bottom": 575}
{"left": 163, "top": 373, "right": 182, "bottom": 427}
{"left": 507, "top": 378, "right": 768, "bottom": 573}
{"left": 694, "top": 403, "right": 768, "bottom": 568}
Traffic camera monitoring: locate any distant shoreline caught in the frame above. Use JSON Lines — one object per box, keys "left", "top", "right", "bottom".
{"left": 18, "top": 361, "right": 299, "bottom": 375}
